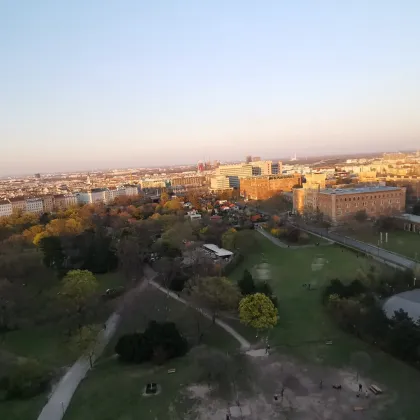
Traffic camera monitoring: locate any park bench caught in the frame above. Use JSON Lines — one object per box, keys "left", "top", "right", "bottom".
{"left": 369, "top": 385, "right": 382, "bottom": 395}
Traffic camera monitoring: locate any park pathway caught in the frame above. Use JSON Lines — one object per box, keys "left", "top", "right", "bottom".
{"left": 145, "top": 266, "right": 251, "bottom": 350}
{"left": 37, "top": 279, "right": 150, "bottom": 420}
{"left": 255, "top": 225, "right": 333, "bottom": 249}
{"left": 294, "top": 224, "right": 416, "bottom": 270}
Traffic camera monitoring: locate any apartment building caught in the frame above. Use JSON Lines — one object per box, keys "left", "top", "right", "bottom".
{"left": 124, "top": 185, "right": 139, "bottom": 196}
{"left": 53, "top": 194, "right": 67, "bottom": 210}
{"left": 9, "top": 196, "right": 26, "bottom": 212}
{"left": 171, "top": 175, "right": 205, "bottom": 187}
{"left": 240, "top": 174, "right": 301, "bottom": 200}
{"left": 317, "top": 186, "right": 406, "bottom": 224}
{"left": 25, "top": 198, "right": 44, "bottom": 214}
{"left": 76, "top": 192, "right": 93, "bottom": 205}
{"left": 64, "top": 194, "right": 78, "bottom": 208}
{"left": 0, "top": 199, "right": 12, "bottom": 217}
{"left": 41, "top": 195, "right": 54, "bottom": 212}
{"left": 140, "top": 179, "right": 167, "bottom": 189}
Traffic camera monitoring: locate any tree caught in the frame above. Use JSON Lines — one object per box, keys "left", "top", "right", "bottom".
{"left": 115, "top": 321, "right": 188, "bottom": 364}
{"left": 221, "top": 228, "right": 237, "bottom": 250}
{"left": 163, "top": 198, "right": 183, "bottom": 212}
{"left": 70, "top": 324, "right": 100, "bottom": 367}
{"left": 39, "top": 236, "right": 65, "bottom": 270}
{"left": 354, "top": 210, "right": 368, "bottom": 223}
{"left": 239, "top": 293, "right": 278, "bottom": 333}
{"left": 189, "top": 276, "right": 241, "bottom": 323}
{"left": 238, "top": 269, "right": 256, "bottom": 295}
{"left": 234, "top": 230, "right": 258, "bottom": 256}
{"left": 0, "top": 279, "right": 17, "bottom": 341}
{"left": 60, "top": 270, "right": 98, "bottom": 329}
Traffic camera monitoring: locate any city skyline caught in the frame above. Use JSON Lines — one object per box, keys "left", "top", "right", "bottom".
{"left": 1, "top": 0, "right": 420, "bottom": 175}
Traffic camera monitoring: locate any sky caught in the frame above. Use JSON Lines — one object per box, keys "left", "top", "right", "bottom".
{"left": 1, "top": 0, "right": 420, "bottom": 175}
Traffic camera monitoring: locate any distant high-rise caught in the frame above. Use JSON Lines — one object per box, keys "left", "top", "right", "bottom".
{"left": 251, "top": 156, "right": 261, "bottom": 162}
{"left": 35, "top": 173, "right": 41, "bottom": 179}
{"left": 197, "top": 161, "right": 205, "bottom": 172}
{"left": 245, "top": 155, "right": 252, "bottom": 163}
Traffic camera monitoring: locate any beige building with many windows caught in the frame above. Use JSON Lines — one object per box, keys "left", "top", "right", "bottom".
{"left": 317, "top": 186, "right": 406, "bottom": 224}
{"left": 0, "top": 199, "right": 12, "bottom": 217}
{"left": 210, "top": 175, "right": 231, "bottom": 191}
{"left": 25, "top": 198, "right": 44, "bottom": 214}
{"left": 9, "top": 196, "right": 26, "bottom": 212}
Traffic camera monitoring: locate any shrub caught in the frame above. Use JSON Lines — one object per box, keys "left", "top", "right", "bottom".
{"left": 169, "top": 273, "right": 189, "bottom": 292}
{"left": 222, "top": 253, "right": 244, "bottom": 276}
{"left": 0, "top": 359, "right": 50, "bottom": 400}
{"left": 238, "top": 269, "right": 256, "bottom": 295}
{"left": 255, "top": 281, "right": 278, "bottom": 307}
{"left": 115, "top": 321, "right": 188, "bottom": 364}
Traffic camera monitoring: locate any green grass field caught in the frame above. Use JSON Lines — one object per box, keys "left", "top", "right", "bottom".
{"left": 0, "top": 271, "right": 125, "bottom": 420}
{"left": 340, "top": 227, "right": 420, "bottom": 261}
{"left": 229, "top": 232, "right": 420, "bottom": 420}
{"left": 64, "top": 286, "right": 240, "bottom": 420}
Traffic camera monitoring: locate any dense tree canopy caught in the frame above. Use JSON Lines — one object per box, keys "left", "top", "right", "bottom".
{"left": 239, "top": 293, "right": 278, "bottom": 331}
{"left": 189, "top": 276, "right": 241, "bottom": 321}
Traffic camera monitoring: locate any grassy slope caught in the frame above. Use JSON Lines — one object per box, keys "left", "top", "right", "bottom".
{"left": 230, "top": 232, "right": 420, "bottom": 420}
{"left": 0, "top": 271, "right": 124, "bottom": 420}
{"left": 64, "top": 286, "right": 239, "bottom": 420}
{"left": 340, "top": 227, "right": 420, "bottom": 260}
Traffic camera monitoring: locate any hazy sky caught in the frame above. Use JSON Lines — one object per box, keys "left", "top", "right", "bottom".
{"left": 1, "top": 0, "right": 419, "bottom": 175}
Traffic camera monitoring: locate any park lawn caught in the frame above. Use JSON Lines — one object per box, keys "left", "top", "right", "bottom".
{"left": 64, "top": 286, "right": 240, "bottom": 420}
{"left": 0, "top": 271, "right": 126, "bottom": 420}
{"left": 342, "top": 227, "right": 420, "bottom": 261}
{"left": 230, "top": 231, "right": 420, "bottom": 420}
{"left": 64, "top": 356, "right": 199, "bottom": 420}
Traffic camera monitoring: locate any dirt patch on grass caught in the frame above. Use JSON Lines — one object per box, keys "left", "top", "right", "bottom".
{"left": 185, "top": 349, "right": 391, "bottom": 420}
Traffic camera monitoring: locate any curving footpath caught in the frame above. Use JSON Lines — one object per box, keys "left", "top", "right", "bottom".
{"left": 148, "top": 278, "right": 251, "bottom": 350}
{"left": 37, "top": 280, "right": 149, "bottom": 420}
{"left": 38, "top": 268, "right": 250, "bottom": 420}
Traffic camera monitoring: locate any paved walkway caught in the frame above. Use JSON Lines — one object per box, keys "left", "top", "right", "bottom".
{"left": 148, "top": 278, "right": 251, "bottom": 350}
{"left": 37, "top": 280, "right": 150, "bottom": 420}
{"left": 295, "top": 224, "right": 416, "bottom": 270}
{"left": 256, "top": 225, "right": 333, "bottom": 249}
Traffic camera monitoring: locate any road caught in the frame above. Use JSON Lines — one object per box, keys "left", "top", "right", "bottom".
{"left": 37, "top": 279, "right": 150, "bottom": 420}
{"left": 295, "top": 223, "right": 416, "bottom": 270}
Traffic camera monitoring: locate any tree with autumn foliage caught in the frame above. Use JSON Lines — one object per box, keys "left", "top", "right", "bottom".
{"left": 239, "top": 293, "right": 278, "bottom": 333}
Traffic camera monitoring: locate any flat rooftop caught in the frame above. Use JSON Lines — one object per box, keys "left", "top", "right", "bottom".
{"left": 203, "top": 244, "right": 233, "bottom": 258}
{"left": 320, "top": 186, "right": 402, "bottom": 195}
{"left": 396, "top": 213, "right": 420, "bottom": 224}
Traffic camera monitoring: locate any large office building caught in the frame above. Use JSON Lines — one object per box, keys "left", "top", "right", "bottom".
{"left": 240, "top": 174, "right": 301, "bottom": 200}
{"left": 317, "top": 186, "right": 406, "bottom": 224}
{"left": 210, "top": 175, "right": 231, "bottom": 191}
{"left": 215, "top": 160, "right": 282, "bottom": 189}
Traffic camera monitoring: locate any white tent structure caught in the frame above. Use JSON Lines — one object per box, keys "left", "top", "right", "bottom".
{"left": 383, "top": 289, "right": 420, "bottom": 322}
